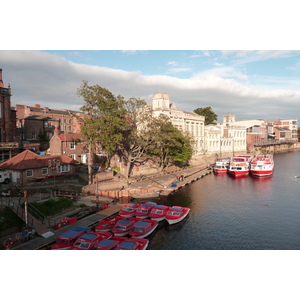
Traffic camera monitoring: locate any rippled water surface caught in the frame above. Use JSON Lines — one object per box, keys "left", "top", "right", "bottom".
{"left": 148, "top": 151, "right": 300, "bottom": 250}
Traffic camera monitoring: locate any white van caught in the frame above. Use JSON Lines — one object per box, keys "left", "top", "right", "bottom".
{"left": 0, "top": 171, "right": 10, "bottom": 184}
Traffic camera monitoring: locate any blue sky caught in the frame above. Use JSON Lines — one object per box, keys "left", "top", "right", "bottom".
{"left": 44, "top": 50, "right": 300, "bottom": 85}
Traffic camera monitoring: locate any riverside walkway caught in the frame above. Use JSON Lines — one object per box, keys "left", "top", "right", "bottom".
{"left": 11, "top": 205, "right": 123, "bottom": 250}
{"left": 127, "top": 166, "right": 213, "bottom": 196}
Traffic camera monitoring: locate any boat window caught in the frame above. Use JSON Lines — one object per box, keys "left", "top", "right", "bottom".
{"left": 122, "top": 207, "right": 134, "bottom": 212}
{"left": 78, "top": 242, "right": 91, "bottom": 249}
{"left": 153, "top": 210, "right": 163, "bottom": 214}
{"left": 114, "top": 225, "right": 126, "bottom": 230}
{"left": 133, "top": 227, "right": 144, "bottom": 233}
{"left": 168, "top": 211, "right": 181, "bottom": 216}
{"left": 137, "top": 209, "right": 148, "bottom": 213}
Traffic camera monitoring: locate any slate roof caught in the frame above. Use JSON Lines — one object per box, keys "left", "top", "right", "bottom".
{"left": 0, "top": 150, "right": 77, "bottom": 170}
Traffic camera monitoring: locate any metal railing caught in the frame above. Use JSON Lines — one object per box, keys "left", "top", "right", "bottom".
{"left": 253, "top": 140, "right": 297, "bottom": 146}
{"left": 28, "top": 203, "right": 48, "bottom": 227}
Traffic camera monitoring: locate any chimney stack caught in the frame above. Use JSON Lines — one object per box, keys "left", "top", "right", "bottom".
{"left": 0, "top": 68, "right": 4, "bottom": 88}
{"left": 34, "top": 104, "right": 41, "bottom": 108}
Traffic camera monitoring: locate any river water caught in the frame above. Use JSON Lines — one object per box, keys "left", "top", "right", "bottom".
{"left": 148, "top": 151, "right": 300, "bottom": 250}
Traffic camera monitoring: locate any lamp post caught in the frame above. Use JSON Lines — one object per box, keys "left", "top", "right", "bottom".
{"left": 48, "top": 158, "right": 60, "bottom": 189}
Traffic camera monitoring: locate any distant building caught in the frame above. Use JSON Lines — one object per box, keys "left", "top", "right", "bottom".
{"left": 205, "top": 114, "right": 247, "bottom": 156}
{"left": 151, "top": 92, "right": 205, "bottom": 155}
{"left": 264, "top": 119, "right": 298, "bottom": 142}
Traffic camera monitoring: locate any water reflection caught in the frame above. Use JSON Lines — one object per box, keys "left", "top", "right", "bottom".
{"left": 148, "top": 151, "right": 300, "bottom": 250}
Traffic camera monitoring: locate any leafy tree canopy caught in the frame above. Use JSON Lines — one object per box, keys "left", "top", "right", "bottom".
{"left": 193, "top": 106, "right": 218, "bottom": 125}
{"left": 146, "top": 115, "right": 193, "bottom": 168}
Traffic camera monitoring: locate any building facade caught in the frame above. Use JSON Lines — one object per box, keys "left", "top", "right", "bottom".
{"left": 48, "top": 128, "right": 87, "bottom": 163}
{"left": 0, "top": 69, "right": 19, "bottom": 162}
{"left": 204, "top": 114, "right": 247, "bottom": 156}
{"left": 0, "top": 69, "right": 17, "bottom": 142}
{"left": 14, "top": 103, "right": 85, "bottom": 149}
{"left": 151, "top": 92, "right": 205, "bottom": 155}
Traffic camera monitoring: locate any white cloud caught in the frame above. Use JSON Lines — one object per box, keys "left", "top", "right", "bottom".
{"left": 166, "top": 67, "right": 192, "bottom": 74}
{"left": 213, "top": 62, "right": 224, "bottom": 67}
{"left": 0, "top": 50, "right": 299, "bottom": 122}
{"left": 167, "top": 61, "right": 178, "bottom": 66}
{"left": 195, "top": 66, "right": 248, "bottom": 81}
{"left": 220, "top": 50, "right": 300, "bottom": 61}
{"left": 120, "top": 50, "right": 138, "bottom": 55}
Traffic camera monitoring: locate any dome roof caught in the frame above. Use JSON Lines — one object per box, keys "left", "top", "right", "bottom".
{"left": 152, "top": 92, "right": 170, "bottom": 100}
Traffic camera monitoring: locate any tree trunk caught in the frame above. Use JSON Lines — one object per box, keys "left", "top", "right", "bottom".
{"left": 88, "top": 143, "right": 93, "bottom": 185}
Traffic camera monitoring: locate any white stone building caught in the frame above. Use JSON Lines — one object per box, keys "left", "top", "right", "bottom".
{"left": 151, "top": 92, "right": 205, "bottom": 155}
{"left": 204, "top": 114, "right": 247, "bottom": 156}
{"left": 221, "top": 114, "right": 247, "bottom": 154}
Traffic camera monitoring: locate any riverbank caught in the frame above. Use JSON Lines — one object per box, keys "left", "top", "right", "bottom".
{"left": 84, "top": 154, "right": 217, "bottom": 202}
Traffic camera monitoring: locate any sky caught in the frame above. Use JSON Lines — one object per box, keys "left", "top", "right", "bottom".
{"left": 1, "top": 49, "right": 300, "bottom": 122}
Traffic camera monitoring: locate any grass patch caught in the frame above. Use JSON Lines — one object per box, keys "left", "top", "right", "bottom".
{"left": 30, "top": 197, "right": 74, "bottom": 217}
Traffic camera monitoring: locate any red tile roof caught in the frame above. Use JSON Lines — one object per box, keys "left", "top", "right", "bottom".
{"left": 57, "top": 133, "right": 81, "bottom": 142}
{"left": 0, "top": 150, "right": 77, "bottom": 170}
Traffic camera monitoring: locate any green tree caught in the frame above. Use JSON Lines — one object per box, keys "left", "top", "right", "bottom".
{"left": 120, "top": 98, "right": 154, "bottom": 178}
{"left": 38, "top": 129, "right": 49, "bottom": 151}
{"left": 77, "top": 81, "right": 127, "bottom": 183}
{"left": 147, "top": 115, "right": 193, "bottom": 168}
{"left": 194, "top": 106, "right": 218, "bottom": 125}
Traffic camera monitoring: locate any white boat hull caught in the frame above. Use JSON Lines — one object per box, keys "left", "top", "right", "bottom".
{"left": 166, "top": 209, "right": 190, "bottom": 225}
{"left": 113, "top": 231, "right": 130, "bottom": 236}
{"left": 130, "top": 224, "right": 158, "bottom": 239}
{"left": 150, "top": 216, "right": 165, "bottom": 222}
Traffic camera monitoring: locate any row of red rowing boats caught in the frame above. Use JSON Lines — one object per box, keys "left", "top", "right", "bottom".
{"left": 51, "top": 202, "right": 190, "bottom": 250}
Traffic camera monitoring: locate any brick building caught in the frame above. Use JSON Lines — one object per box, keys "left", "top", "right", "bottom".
{"left": 0, "top": 149, "right": 78, "bottom": 185}
{"left": 0, "top": 69, "right": 19, "bottom": 161}
{"left": 14, "top": 103, "right": 85, "bottom": 151}
{"left": 48, "top": 127, "right": 88, "bottom": 163}
{"left": 0, "top": 69, "right": 17, "bottom": 142}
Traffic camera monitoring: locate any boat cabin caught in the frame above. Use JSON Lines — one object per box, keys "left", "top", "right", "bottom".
{"left": 131, "top": 221, "right": 151, "bottom": 233}
{"left": 112, "top": 219, "right": 137, "bottom": 233}
{"left": 51, "top": 226, "right": 91, "bottom": 250}
{"left": 150, "top": 205, "right": 168, "bottom": 215}
{"left": 119, "top": 203, "right": 139, "bottom": 217}
{"left": 167, "top": 206, "right": 184, "bottom": 216}
{"left": 70, "top": 232, "right": 107, "bottom": 250}
{"left": 115, "top": 238, "right": 149, "bottom": 250}
{"left": 94, "top": 237, "right": 128, "bottom": 250}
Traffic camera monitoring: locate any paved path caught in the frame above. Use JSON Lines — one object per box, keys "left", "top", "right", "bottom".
{"left": 127, "top": 166, "right": 213, "bottom": 196}
{"left": 10, "top": 205, "right": 122, "bottom": 250}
